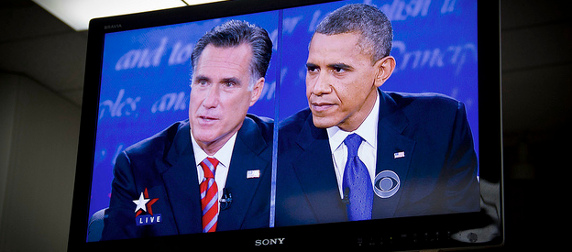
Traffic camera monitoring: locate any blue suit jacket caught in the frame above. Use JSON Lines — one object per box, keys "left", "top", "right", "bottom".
{"left": 275, "top": 91, "right": 479, "bottom": 227}
{"left": 102, "top": 114, "right": 273, "bottom": 240}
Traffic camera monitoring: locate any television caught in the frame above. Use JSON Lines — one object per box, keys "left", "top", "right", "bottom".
{"left": 68, "top": 0, "right": 503, "bottom": 250}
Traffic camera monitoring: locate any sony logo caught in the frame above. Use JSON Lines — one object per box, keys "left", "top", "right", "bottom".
{"left": 254, "top": 238, "right": 285, "bottom": 246}
{"left": 104, "top": 24, "right": 122, "bottom": 30}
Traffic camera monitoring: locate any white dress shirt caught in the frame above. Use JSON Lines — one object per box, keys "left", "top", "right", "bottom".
{"left": 326, "top": 92, "right": 380, "bottom": 199}
{"left": 190, "top": 130, "right": 236, "bottom": 206}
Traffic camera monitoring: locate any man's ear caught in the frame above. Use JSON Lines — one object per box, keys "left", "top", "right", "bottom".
{"left": 373, "top": 56, "right": 396, "bottom": 88}
{"left": 249, "top": 77, "right": 265, "bottom": 106}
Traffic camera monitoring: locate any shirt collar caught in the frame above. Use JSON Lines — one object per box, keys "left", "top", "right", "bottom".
{"left": 327, "top": 91, "right": 379, "bottom": 152}
{"left": 190, "top": 130, "right": 236, "bottom": 169}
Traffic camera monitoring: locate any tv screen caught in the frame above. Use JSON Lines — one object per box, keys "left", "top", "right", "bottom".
{"left": 68, "top": 0, "right": 503, "bottom": 250}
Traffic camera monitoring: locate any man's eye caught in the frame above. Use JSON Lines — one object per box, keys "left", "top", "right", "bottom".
{"left": 307, "top": 66, "right": 319, "bottom": 73}
{"left": 333, "top": 67, "right": 345, "bottom": 73}
{"left": 195, "top": 79, "right": 208, "bottom": 86}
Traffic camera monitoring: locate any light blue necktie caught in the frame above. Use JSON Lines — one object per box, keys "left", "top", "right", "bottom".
{"left": 342, "top": 133, "right": 373, "bottom": 221}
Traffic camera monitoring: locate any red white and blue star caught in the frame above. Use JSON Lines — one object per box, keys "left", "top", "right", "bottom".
{"left": 133, "top": 188, "right": 159, "bottom": 218}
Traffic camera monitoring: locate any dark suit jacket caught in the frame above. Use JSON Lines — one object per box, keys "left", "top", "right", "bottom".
{"left": 275, "top": 90, "right": 480, "bottom": 227}
{"left": 102, "top": 114, "right": 273, "bottom": 240}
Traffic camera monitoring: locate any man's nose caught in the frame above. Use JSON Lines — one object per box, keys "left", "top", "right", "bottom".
{"left": 202, "top": 84, "right": 220, "bottom": 108}
{"left": 310, "top": 72, "right": 332, "bottom": 96}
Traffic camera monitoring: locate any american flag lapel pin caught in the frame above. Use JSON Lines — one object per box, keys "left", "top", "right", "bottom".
{"left": 247, "top": 170, "right": 260, "bottom": 179}
{"left": 393, "top": 151, "right": 405, "bottom": 159}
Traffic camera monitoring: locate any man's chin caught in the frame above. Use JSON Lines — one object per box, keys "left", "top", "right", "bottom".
{"left": 191, "top": 129, "right": 220, "bottom": 144}
{"left": 311, "top": 115, "right": 337, "bottom": 129}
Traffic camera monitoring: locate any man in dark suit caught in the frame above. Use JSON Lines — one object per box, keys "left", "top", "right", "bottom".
{"left": 102, "top": 20, "right": 273, "bottom": 240}
{"left": 275, "top": 4, "right": 479, "bottom": 227}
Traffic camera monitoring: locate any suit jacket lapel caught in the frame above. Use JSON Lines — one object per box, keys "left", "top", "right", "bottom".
{"left": 218, "top": 117, "right": 270, "bottom": 231}
{"left": 160, "top": 122, "right": 203, "bottom": 234}
{"left": 372, "top": 91, "right": 416, "bottom": 219}
{"left": 291, "top": 115, "right": 347, "bottom": 223}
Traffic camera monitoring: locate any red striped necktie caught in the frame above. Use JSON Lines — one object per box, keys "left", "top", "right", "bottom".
{"left": 199, "top": 157, "right": 219, "bottom": 233}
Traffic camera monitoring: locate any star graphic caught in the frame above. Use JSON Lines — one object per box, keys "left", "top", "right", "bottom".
{"left": 133, "top": 188, "right": 159, "bottom": 217}
{"left": 133, "top": 192, "right": 150, "bottom": 213}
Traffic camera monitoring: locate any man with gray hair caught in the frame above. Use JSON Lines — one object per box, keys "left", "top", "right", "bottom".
{"left": 102, "top": 20, "right": 274, "bottom": 240}
{"left": 275, "top": 4, "right": 479, "bottom": 226}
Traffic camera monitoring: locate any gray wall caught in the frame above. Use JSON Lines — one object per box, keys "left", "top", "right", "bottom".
{"left": 0, "top": 74, "right": 80, "bottom": 251}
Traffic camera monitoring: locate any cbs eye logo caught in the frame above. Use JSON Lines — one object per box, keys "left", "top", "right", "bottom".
{"left": 373, "top": 170, "right": 400, "bottom": 198}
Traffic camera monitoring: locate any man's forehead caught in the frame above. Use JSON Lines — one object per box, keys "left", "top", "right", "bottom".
{"left": 192, "top": 44, "right": 253, "bottom": 83}
{"left": 310, "top": 32, "right": 358, "bottom": 45}
{"left": 195, "top": 44, "right": 251, "bottom": 68}
{"left": 308, "top": 32, "right": 372, "bottom": 63}
{"left": 201, "top": 43, "right": 251, "bottom": 59}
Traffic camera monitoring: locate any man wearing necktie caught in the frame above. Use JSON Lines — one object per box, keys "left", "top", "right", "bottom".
{"left": 275, "top": 4, "right": 480, "bottom": 226}
{"left": 102, "top": 20, "right": 274, "bottom": 240}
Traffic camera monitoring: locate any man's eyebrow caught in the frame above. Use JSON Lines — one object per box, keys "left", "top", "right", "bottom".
{"left": 327, "top": 63, "right": 352, "bottom": 70}
{"left": 220, "top": 77, "right": 242, "bottom": 86}
{"left": 193, "top": 75, "right": 210, "bottom": 82}
{"left": 306, "top": 62, "right": 319, "bottom": 69}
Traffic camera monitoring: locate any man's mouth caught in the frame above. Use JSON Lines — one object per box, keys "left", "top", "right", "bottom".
{"left": 197, "top": 115, "right": 219, "bottom": 124}
{"left": 310, "top": 102, "right": 335, "bottom": 112}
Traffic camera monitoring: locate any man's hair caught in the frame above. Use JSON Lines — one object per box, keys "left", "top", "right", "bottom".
{"left": 191, "top": 20, "right": 273, "bottom": 90}
{"left": 315, "top": 4, "right": 393, "bottom": 63}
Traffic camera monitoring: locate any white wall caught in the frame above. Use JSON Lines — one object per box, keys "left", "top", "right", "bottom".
{"left": 0, "top": 73, "right": 80, "bottom": 251}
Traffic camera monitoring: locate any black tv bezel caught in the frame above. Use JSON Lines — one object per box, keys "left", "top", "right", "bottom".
{"left": 68, "top": 0, "right": 503, "bottom": 250}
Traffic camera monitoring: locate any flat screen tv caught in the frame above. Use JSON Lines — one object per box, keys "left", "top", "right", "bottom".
{"left": 68, "top": 0, "right": 503, "bottom": 250}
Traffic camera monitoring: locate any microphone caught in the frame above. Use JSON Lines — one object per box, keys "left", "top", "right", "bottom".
{"left": 342, "top": 187, "right": 350, "bottom": 205}
{"left": 220, "top": 188, "right": 232, "bottom": 211}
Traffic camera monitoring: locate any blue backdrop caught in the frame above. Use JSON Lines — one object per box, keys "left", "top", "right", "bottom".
{"left": 89, "top": 0, "right": 478, "bottom": 225}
